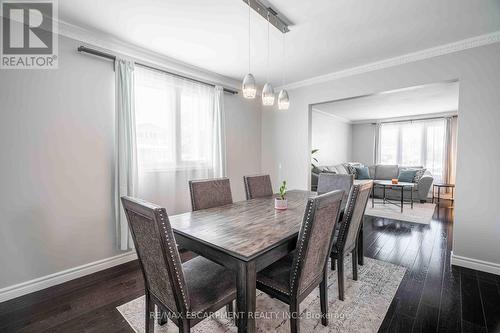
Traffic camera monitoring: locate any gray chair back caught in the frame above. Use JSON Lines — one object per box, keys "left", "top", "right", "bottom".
{"left": 189, "top": 178, "right": 233, "bottom": 211}
{"left": 121, "top": 196, "right": 189, "bottom": 314}
{"left": 290, "top": 190, "right": 344, "bottom": 295}
{"left": 317, "top": 173, "right": 354, "bottom": 209}
{"left": 243, "top": 174, "right": 273, "bottom": 199}
{"left": 333, "top": 181, "right": 373, "bottom": 254}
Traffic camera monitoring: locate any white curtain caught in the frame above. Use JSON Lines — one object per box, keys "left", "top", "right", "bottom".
{"left": 377, "top": 118, "right": 448, "bottom": 183}
{"left": 212, "top": 86, "right": 227, "bottom": 178}
{"left": 114, "top": 58, "right": 138, "bottom": 251}
{"left": 134, "top": 67, "right": 226, "bottom": 215}
{"left": 444, "top": 116, "right": 458, "bottom": 190}
{"left": 373, "top": 123, "right": 381, "bottom": 164}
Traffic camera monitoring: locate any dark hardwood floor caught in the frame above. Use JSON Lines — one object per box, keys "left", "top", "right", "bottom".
{"left": 372, "top": 201, "right": 500, "bottom": 333}
{"left": 1, "top": 200, "right": 499, "bottom": 332}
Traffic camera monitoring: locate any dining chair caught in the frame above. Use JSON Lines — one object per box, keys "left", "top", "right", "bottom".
{"left": 330, "top": 181, "right": 373, "bottom": 301}
{"left": 188, "top": 177, "right": 235, "bottom": 313}
{"left": 256, "top": 190, "right": 344, "bottom": 333}
{"left": 121, "top": 196, "right": 236, "bottom": 333}
{"left": 243, "top": 174, "right": 273, "bottom": 199}
{"left": 317, "top": 173, "right": 360, "bottom": 265}
{"left": 189, "top": 177, "right": 233, "bottom": 211}
{"left": 317, "top": 173, "right": 354, "bottom": 211}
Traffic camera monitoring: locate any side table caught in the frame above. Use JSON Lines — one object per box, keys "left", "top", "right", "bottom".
{"left": 433, "top": 183, "right": 455, "bottom": 204}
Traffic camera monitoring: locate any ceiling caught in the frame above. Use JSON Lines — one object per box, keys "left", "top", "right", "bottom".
{"left": 59, "top": 0, "right": 500, "bottom": 86}
{"left": 313, "top": 81, "right": 459, "bottom": 122}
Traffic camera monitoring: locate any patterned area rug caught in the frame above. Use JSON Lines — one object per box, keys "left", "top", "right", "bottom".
{"left": 117, "top": 257, "right": 405, "bottom": 333}
{"left": 365, "top": 202, "right": 435, "bottom": 224}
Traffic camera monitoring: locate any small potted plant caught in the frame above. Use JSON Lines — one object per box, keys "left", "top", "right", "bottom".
{"left": 275, "top": 180, "right": 288, "bottom": 210}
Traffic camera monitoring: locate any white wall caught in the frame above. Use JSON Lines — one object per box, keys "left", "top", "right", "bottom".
{"left": 225, "top": 95, "right": 262, "bottom": 201}
{"left": 311, "top": 110, "right": 352, "bottom": 166}
{"left": 351, "top": 123, "right": 376, "bottom": 166}
{"left": 261, "top": 42, "right": 500, "bottom": 273}
{"left": 0, "top": 35, "right": 261, "bottom": 291}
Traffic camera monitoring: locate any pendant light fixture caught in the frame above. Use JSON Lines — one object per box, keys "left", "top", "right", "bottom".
{"left": 277, "top": 29, "right": 290, "bottom": 110}
{"left": 242, "top": 0, "right": 256, "bottom": 99}
{"left": 262, "top": 12, "right": 275, "bottom": 106}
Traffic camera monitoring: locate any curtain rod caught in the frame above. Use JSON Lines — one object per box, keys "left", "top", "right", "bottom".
{"left": 371, "top": 114, "right": 458, "bottom": 125}
{"left": 77, "top": 46, "right": 238, "bottom": 95}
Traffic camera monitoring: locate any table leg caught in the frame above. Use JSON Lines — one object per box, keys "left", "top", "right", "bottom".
{"left": 400, "top": 187, "right": 403, "bottom": 213}
{"left": 411, "top": 188, "right": 413, "bottom": 209}
{"left": 451, "top": 187, "right": 454, "bottom": 203}
{"left": 437, "top": 186, "right": 441, "bottom": 204}
{"left": 236, "top": 260, "right": 256, "bottom": 333}
{"left": 372, "top": 185, "right": 375, "bottom": 208}
{"left": 432, "top": 185, "right": 435, "bottom": 204}
{"left": 383, "top": 186, "right": 386, "bottom": 204}
{"left": 357, "top": 224, "right": 364, "bottom": 265}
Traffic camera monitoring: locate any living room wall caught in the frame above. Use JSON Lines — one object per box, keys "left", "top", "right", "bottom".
{"left": 261, "top": 41, "right": 500, "bottom": 274}
{"left": 311, "top": 110, "right": 352, "bottom": 166}
{"left": 351, "top": 123, "right": 376, "bottom": 166}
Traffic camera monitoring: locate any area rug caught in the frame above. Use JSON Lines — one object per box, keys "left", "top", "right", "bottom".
{"left": 117, "top": 256, "right": 406, "bottom": 333}
{"left": 365, "top": 202, "right": 435, "bottom": 224}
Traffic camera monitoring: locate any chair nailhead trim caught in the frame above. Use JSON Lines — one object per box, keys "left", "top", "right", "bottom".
{"left": 158, "top": 210, "right": 188, "bottom": 309}
{"left": 290, "top": 199, "right": 314, "bottom": 292}
{"left": 337, "top": 186, "right": 359, "bottom": 247}
{"left": 257, "top": 279, "right": 290, "bottom": 295}
{"left": 189, "top": 182, "right": 196, "bottom": 211}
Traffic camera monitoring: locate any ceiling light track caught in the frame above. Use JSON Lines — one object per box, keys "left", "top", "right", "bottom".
{"left": 242, "top": 0, "right": 290, "bottom": 33}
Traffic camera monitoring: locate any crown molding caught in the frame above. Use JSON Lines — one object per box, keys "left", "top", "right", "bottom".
{"left": 57, "top": 19, "right": 241, "bottom": 91}
{"left": 279, "top": 31, "right": 500, "bottom": 91}
{"left": 311, "top": 108, "right": 352, "bottom": 124}
{"left": 56, "top": 17, "right": 500, "bottom": 93}
{"left": 350, "top": 110, "right": 458, "bottom": 125}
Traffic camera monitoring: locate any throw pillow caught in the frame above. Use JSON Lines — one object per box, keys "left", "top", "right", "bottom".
{"left": 398, "top": 169, "right": 418, "bottom": 183}
{"left": 414, "top": 168, "right": 426, "bottom": 183}
{"left": 342, "top": 163, "right": 357, "bottom": 176}
{"left": 355, "top": 166, "right": 370, "bottom": 180}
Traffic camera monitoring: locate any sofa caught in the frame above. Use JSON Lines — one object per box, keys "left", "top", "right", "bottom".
{"left": 311, "top": 163, "right": 433, "bottom": 202}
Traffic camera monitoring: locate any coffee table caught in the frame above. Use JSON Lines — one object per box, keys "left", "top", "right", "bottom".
{"left": 372, "top": 180, "right": 415, "bottom": 213}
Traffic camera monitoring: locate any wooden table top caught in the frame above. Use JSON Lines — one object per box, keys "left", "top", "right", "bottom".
{"left": 433, "top": 183, "right": 455, "bottom": 188}
{"left": 169, "top": 190, "right": 314, "bottom": 261}
{"left": 374, "top": 180, "right": 415, "bottom": 187}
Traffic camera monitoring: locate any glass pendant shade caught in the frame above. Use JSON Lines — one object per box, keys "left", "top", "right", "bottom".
{"left": 242, "top": 73, "right": 257, "bottom": 99}
{"left": 262, "top": 82, "right": 275, "bottom": 106}
{"left": 278, "top": 89, "right": 290, "bottom": 110}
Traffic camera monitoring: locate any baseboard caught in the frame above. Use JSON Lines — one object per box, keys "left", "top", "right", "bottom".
{"left": 0, "top": 251, "right": 137, "bottom": 303}
{"left": 451, "top": 252, "right": 500, "bottom": 275}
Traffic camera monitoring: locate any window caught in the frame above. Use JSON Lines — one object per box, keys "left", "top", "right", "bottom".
{"left": 379, "top": 124, "right": 398, "bottom": 164}
{"left": 135, "top": 67, "right": 215, "bottom": 171}
{"left": 378, "top": 119, "right": 447, "bottom": 183}
{"left": 134, "top": 66, "right": 224, "bottom": 214}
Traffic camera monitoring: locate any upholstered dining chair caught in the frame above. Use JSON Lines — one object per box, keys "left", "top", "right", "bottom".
{"left": 317, "top": 173, "right": 354, "bottom": 211}
{"left": 189, "top": 177, "right": 233, "bottom": 211}
{"left": 256, "top": 190, "right": 344, "bottom": 333}
{"left": 121, "top": 196, "right": 236, "bottom": 333}
{"left": 330, "top": 181, "right": 373, "bottom": 301}
{"left": 243, "top": 174, "right": 273, "bottom": 199}
{"left": 188, "top": 177, "right": 235, "bottom": 313}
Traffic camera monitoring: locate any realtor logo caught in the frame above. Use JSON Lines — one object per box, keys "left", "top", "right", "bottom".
{"left": 1, "top": 0, "right": 58, "bottom": 69}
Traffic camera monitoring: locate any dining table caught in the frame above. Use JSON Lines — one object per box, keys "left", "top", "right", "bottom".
{"left": 169, "top": 188, "right": 365, "bottom": 333}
